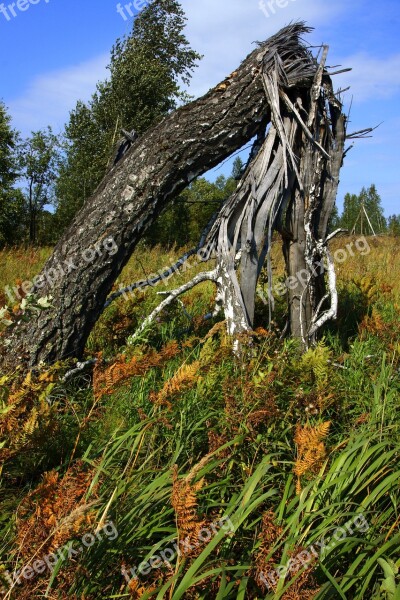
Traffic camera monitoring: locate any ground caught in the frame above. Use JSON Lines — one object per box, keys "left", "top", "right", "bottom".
{"left": 0, "top": 235, "right": 399, "bottom": 599}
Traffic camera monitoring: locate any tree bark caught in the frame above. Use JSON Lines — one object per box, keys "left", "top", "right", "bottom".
{"left": 1, "top": 25, "right": 284, "bottom": 371}
{"left": 0, "top": 23, "right": 346, "bottom": 371}
{"left": 279, "top": 50, "right": 347, "bottom": 344}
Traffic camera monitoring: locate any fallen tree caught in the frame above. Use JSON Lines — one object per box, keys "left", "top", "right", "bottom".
{"left": 0, "top": 23, "right": 363, "bottom": 372}
{"left": 105, "top": 28, "right": 351, "bottom": 350}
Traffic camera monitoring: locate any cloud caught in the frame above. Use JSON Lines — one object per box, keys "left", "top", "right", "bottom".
{"left": 9, "top": 0, "right": 395, "bottom": 139}
{"left": 8, "top": 54, "right": 109, "bottom": 135}
{"left": 180, "top": 0, "right": 349, "bottom": 98}
{"left": 7, "top": 0, "right": 350, "bottom": 134}
{"left": 334, "top": 53, "right": 400, "bottom": 103}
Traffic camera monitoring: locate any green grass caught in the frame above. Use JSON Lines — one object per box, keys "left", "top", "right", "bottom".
{"left": 0, "top": 236, "right": 399, "bottom": 599}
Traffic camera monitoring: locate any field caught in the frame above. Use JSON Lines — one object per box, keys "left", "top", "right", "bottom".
{"left": 0, "top": 236, "right": 399, "bottom": 599}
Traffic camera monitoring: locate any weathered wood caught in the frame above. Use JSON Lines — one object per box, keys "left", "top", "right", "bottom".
{"left": 0, "top": 23, "right": 348, "bottom": 371}
{"left": 2, "top": 25, "right": 316, "bottom": 371}
{"left": 200, "top": 45, "right": 347, "bottom": 345}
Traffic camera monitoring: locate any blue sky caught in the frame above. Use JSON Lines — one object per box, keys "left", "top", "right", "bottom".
{"left": 0, "top": 0, "right": 399, "bottom": 216}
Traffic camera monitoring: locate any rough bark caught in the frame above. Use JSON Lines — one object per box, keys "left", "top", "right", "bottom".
{"left": 0, "top": 23, "right": 348, "bottom": 371}
{"left": 281, "top": 50, "right": 347, "bottom": 343}
{"left": 198, "top": 45, "right": 347, "bottom": 345}
{"left": 1, "top": 24, "right": 283, "bottom": 371}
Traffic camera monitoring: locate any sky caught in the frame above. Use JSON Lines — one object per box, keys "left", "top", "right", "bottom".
{"left": 0, "top": 0, "right": 399, "bottom": 216}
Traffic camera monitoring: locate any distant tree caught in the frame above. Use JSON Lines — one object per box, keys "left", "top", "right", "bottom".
{"left": 340, "top": 185, "right": 386, "bottom": 235}
{"left": 144, "top": 170, "right": 239, "bottom": 248}
{"left": 0, "top": 101, "right": 25, "bottom": 247}
{"left": 340, "top": 193, "right": 359, "bottom": 232}
{"left": 55, "top": 104, "right": 107, "bottom": 232}
{"left": 359, "top": 185, "right": 387, "bottom": 234}
{"left": 231, "top": 156, "right": 244, "bottom": 180}
{"left": 388, "top": 214, "right": 400, "bottom": 236}
{"left": 55, "top": 0, "right": 201, "bottom": 234}
{"left": 143, "top": 156, "right": 242, "bottom": 248}
{"left": 106, "top": 0, "right": 201, "bottom": 129}
{"left": 19, "top": 128, "right": 61, "bottom": 245}
{"left": 36, "top": 210, "right": 59, "bottom": 246}
{"left": 327, "top": 203, "right": 340, "bottom": 233}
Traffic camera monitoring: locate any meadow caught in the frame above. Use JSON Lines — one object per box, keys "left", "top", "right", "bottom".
{"left": 0, "top": 235, "right": 399, "bottom": 599}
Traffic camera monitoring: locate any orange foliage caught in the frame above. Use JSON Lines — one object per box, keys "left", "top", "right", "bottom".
{"left": 294, "top": 422, "right": 331, "bottom": 494}
{"left": 151, "top": 361, "right": 201, "bottom": 408}
{"left": 359, "top": 308, "right": 400, "bottom": 350}
{"left": 16, "top": 460, "right": 98, "bottom": 560}
{"left": 93, "top": 340, "right": 181, "bottom": 399}
{"left": 171, "top": 456, "right": 212, "bottom": 556}
{"left": 254, "top": 511, "right": 320, "bottom": 599}
{"left": 0, "top": 370, "right": 59, "bottom": 466}
{"left": 128, "top": 577, "right": 156, "bottom": 598}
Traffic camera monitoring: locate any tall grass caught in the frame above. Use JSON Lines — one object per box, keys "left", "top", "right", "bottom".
{"left": 0, "top": 236, "right": 399, "bottom": 599}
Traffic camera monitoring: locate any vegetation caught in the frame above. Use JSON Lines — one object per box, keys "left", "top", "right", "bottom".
{"left": 0, "top": 102, "right": 25, "bottom": 247}
{"left": 0, "top": 235, "right": 399, "bottom": 598}
{"left": 339, "top": 186, "right": 387, "bottom": 235}
{"left": 55, "top": 0, "right": 201, "bottom": 234}
{"left": 18, "top": 128, "right": 61, "bottom": 245}
{"left": 0, "top": 0, "right": 202, "bottom": 247}
{"left": 0, "top": 2, "right": 398, "bottom": 598}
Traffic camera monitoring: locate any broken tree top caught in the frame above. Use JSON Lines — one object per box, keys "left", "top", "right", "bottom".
{"left": 1, "top": 23, "right": 350, "bottom": 370}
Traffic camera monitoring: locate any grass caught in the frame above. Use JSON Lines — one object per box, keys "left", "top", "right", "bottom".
{"left": 0, "top": 235, "right": 399, "bottom": 599}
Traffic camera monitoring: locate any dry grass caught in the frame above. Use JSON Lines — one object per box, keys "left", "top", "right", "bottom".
{"left": 0, "top": 235, "right": 398, "bottom": 311}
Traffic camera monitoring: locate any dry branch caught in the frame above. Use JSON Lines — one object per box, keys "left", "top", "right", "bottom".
{"left": 0, "top": 23, "right": 351, "bottom": 370}
{"left": 2, "top": 23, "right": 317, "bottom": 370}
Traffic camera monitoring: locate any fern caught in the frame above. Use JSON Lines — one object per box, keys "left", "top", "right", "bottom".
{"left": 294, "top": 421, "right": 331, "bottom": 493}
{"left": 299, "top": 342, "right": 332, "bottom": 391}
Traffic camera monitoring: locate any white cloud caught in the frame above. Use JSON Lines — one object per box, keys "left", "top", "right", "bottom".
{"left": 334, "top": 53, "right": 400, "bottom": 103}
{"left": 8, "top": 54, "right": 109, "bottom": 135}
{"left": 180, "top": 0, "right": 349, "bottom": 98}
{"left": 9, "top": 0, "right": 387, "bottom": 138}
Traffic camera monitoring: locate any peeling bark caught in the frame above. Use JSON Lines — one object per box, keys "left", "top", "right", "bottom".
{"left": 0, "top": 23, "right": 351, "bottom": 371}
{"left": 1, "top": 23, "right": 285, "bottom": 371}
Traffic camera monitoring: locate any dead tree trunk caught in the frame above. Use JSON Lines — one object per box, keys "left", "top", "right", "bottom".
{"left": 0, "top": 24, "right": 280, "bottom": 371}
{"left": 201, "top": 42, "right": 347, "bottom": 346}
{"left": 132, "top": 35, "right": 350, "bottom": 351}
{"left": 0, "top": 23, "right": 352, "bottom": 372}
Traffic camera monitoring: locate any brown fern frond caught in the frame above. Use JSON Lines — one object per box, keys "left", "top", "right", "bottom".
{"left": 127, "top": 577, "right": 157, "bottom": 598}
{"left": 152, "top": 361, "right": 201, "bottom": 407}
{"left": 93, "top": 341, "right": 182, "bottom": 400}
{"left": 253, "top": 511, "right": 283, "bottom": 593}
{"left": 16, "top": 460, "right": 99, "bottom": 560}
{"left": 201, "top": 320, "right": 226, "bottom": 342}
{"left": 294, "top": 422, "right": 330, "bottom": 493}
{"left": 0, "top": 369, "right": 57, "bottom": 466}
{"left": 171, "top": 456, "right": 212, "bottom": 556}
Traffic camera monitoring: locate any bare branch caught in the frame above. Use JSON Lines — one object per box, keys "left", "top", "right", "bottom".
{"left": 128, "top": 270, "right": 218, "bottom": 344}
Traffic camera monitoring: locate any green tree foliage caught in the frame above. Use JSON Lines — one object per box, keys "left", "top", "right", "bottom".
{"left": 340, "top": 193, "right": 361, "bottom": 233}
{"left": 19, "top": 128, "right": 61, "bottom": 245}
{"left": 231, "top": 156, "right": 244, "bottom": 180}
{"left": 327, "top": 203, "right": 340, "bottom": 233}
{"left": 388, "top": 214, "right": 400, "bottom": 236}
{"left": 144, "top": 165, "right": 239, "bottom": 248}
{"left": 340, "top": 185, "right": 387, "bottom": 235}
{"left": 55, "top": 0, "right": 201, "bottom": 235}
{"left": 0, "top": 102, "right": 25, "bottom": 247}
{"left": 55, "top": 103, "right": 107, "bottom": 232}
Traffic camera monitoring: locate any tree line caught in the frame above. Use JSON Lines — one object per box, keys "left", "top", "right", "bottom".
{"left": 0, "top": 0, "right": 398, "bottom": 249}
